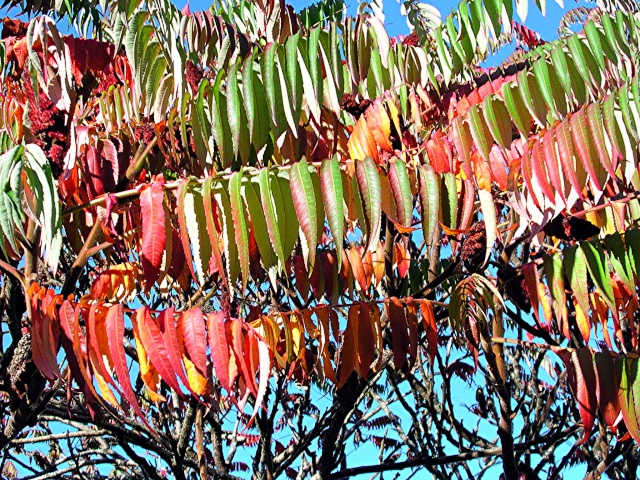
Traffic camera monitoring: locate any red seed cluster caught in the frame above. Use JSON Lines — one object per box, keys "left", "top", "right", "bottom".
{"left": 340, "top": 93, "right": 372, "bottom": 118}
{"left": 1, "top": 18, "right": 28, "bottom": 39}
{"left": 185, "top": 59, "right": 204, "bottom": 93}
{"left": 24, "top": 78, "right": 67, "bottom": 177}
{"left": 134, "top": 123, "right": 156, "bottom": 145}
{"left": 461, "top": 221, "right": 486, "bottom": 267}
{"left": 401, "top": 31, "right": 419, "bottom": 47}
{"left": 497, "top": 264, "right": 531, "bottom": 312}
{"left": 543, "top": 215, "right": 600, "bottom": 241}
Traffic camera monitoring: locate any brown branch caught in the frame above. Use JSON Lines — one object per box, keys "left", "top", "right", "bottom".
{"left": 61, "top": 220, "right": 104, "bottom": 296}
{"left": 480, "top": 321, "right": 519, "bottom": 480}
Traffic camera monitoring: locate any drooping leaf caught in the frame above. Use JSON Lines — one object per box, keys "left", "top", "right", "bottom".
{"left": 134, "top": 306, "right": 184, "bottom": 398}
{"left": 594, "top": 350, "right": 620, "bottom": 429}
{"left": 105, "top": 304, "right": 149, "bottom": 426}
{"left": 559, "top": 348, "right": 598, "bottom": 444}
{"left": 388, "top": 298, "right": 409, "bottom": 371}
{"left": 229, "top": 170, "right": 250, "bottom": 290}
{"left": 140, "top": 179, "right": 166, "bottom": 285}
{"left": 290, "top": 158, "right": 319, "bottom": 266}
{"left": 354, "top": 156, "right": 382, "bottom": 253}
{"left": 388, "top": 158, "right": 413, "bottom": 229}
{"left": 177, "top": 308, "right": 208, "bottom": 380}
{"left": 207, "top": 312, "right": 231, "bottom": 392}
{"left": 320, "top": 156, "right": 345, "bottom": 266}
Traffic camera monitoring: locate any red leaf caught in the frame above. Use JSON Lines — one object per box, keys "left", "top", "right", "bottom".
{"left": 293, "top": 255, "right": 310, "bottom": 301}
{"left": 356, "top": 302, "right": 374, "bottom": 378}
{"left": 167, "top": 227, "right": 186, "bottom": 281}
{"left": 178, "top": 308, "right": 208, "bottom": 376}
{"left": 555, "top": 119, "right": 583, "bottom": 199}
{"left": 426, "top": 130, "right": 452, "bottom": 173}
{"left": 29, "top": 289, "right": 61, "bottom": 381}
{"left": 346, "top": 247, "right": 369, "bottom": 292}
{"left": 529, "top": 140, "right": 555, "bottom": 205}
{"left": 316, "top": 306, "right": 337, "bottom": 384}
{"left": 594, "top": 350, "right": 620, "bottom": 429}
{"left": 105, "top": 305, "right": 151, "bottom": 428}
{"left": 59, "top": 300, "right": 99, "bottom": 415}
{"left": 570, "top": 108, "right": 603, "bottom": 193}
{"left": 229, "top": 319, "right": 256, "bottom": 398}
{"left": 140, "top": 179, "right": 166, "bottom": 283}
{"left": 207, "top": 312, "right": 231, "bottom": 391}
{"left": 86, "top": 304, "right": 118, "bottom": 393}
{"left": 522, "top": 263, "right": 542, "bottom": 328}
{"left": 542, "top": 128, "right": 564, "bottom": 203}
{"left": 558, "top": 347, "right": 597, "bottom": 444}
{"left": 406, "top": 299, "right": 419, "bottom": 370}
{"left": 158, "top": 307, "right": 190, "bottom": 392}
{"left": 247, "top": 328, "right": 272, "bottom": 426}
{"left": 388, "top": 298, "right": 409, "bottom": 371}
{"left": 320, "top": 252, "right": 337, "bottom": 300}
{"left": 420, "top": 300, "right": 437, "bottom": 366}
{"left": 134, "top": 306, "right": 184, "bottom": 398}
{"left": 338, "top": 305, "right": 358, "bottom": 388}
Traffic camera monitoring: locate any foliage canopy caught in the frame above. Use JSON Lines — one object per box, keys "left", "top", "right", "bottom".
{"left": 0, "top": 0, "right": 640, "bottom": 478}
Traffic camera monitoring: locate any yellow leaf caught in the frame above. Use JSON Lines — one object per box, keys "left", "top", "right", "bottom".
{"left": 183, "top": 355, "right": 208, "bottom": 396}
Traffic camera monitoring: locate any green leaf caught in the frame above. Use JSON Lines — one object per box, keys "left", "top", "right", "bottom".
{"left": 274, "top": 173, "right": 299, "bottom": 261}
{"left": 242, "top": 176, "right": 276, "bottom": 269}
{"left": 532, "top": 57, "right": 566, "bottom": 119}
{"left": 563, "top": 245, "right": 590, "bottom": 319}
{"left": 290, "top": 159, "right": 319, "bottom": 266}
{"left": 285, "top": 32, "right": 302, "bottom": 114}
{"left": 0, "top": 145, "right": 22, "bottom": 257}
{"left": 584, "top": 20, "right": 606, "bottom": 73}
{"left": 211, "top": 69, "right": 233, "bottom": 168}
{"left": 482, "top": 95, "right": 513, "bottom": 150}
{"left": 467, "top": 103, "right": 493, "bottom": 162}
{"left": 24, "top": 144, "right": 62, "bottom": 271}
{"left": 354, "top": 157, "right": 382, "bottom": 253}
{"left": 501, "top": 82, "right": 531, "bottom": 135}
{"left": 567, "top": 35, "right": 600, "bottom": 95}
{"left": 483, "top": 0, "right": 502, "bottom": 41}
{"left": 617, "top": 355, "right": 640, "bottom": 444}
{"left": 418, "top": 164, "right": 440, "bottom": 248}
{"left": 441, "top": 172, "right": 458, "bottom": 230}
{"left": 258, "top": 169, "right": 285, "bottom": 270}
{"left": 229, "top": 170, "right": 250, "bottom": 290}
{"left": 320, "top": 156, "right": 345, "bottom": 268}
{"left": 226, "top": 59, "right": 250, "bottom": 164}
{"left": 604, "top": 232, "right": 634, "bottom": 293}
{"left": 543, "top": 253, "right": 567, "bottom": 329}
{"left": 582, "top": 240, "right": 615, "bottom": 311}
{"left": 517, "top": 70, "right": 547, "bottom": 128}
{"left": 260, "top": 43, "right": 286, "bottom": 138}
{"left": 388, "top": 158, "right": 413, "bottom": 228}
{"left": 212, "top": 180, "right": 240, "bottom": 286}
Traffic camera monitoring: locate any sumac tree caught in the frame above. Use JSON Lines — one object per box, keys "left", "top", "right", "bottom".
{"left": 0, "top": 0, "right": 639, "bottom": 478}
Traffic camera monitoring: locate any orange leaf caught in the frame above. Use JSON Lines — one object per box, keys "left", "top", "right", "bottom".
{"left": 420, "top": 300, "right": 437, "bottom": 366}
